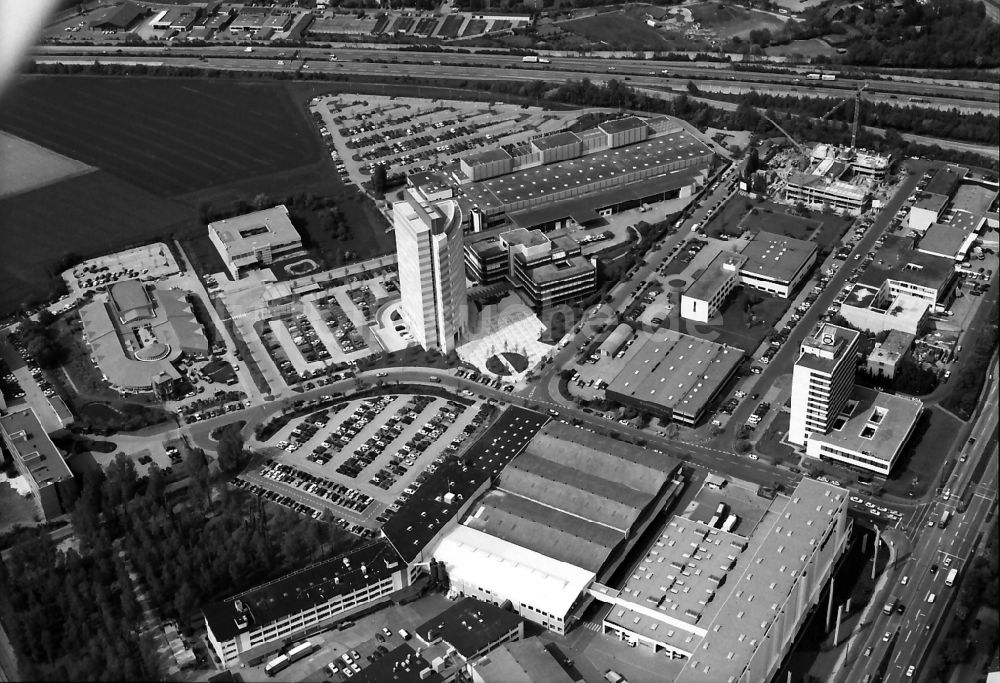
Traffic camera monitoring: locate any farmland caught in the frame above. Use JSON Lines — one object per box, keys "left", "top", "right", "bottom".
{"left": 0, "top": 78, "right": 321, "bottom": 198}
{"left": 0, "top": 77, "right": 397, "bottom": 315}
{"left": 0, "top": 171, "right": 195, "bottom": 313}
{"left": 0, "top": 131, "right": 94, "bottom": 199}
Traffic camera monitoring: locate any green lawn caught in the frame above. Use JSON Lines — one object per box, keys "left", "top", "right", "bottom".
{"left": 693, "top": 288, "right": 788, "bottom": 353}
{"left": 756, "top": 411, "right": 795, "bottom": 463}
{"left": 883, "top": 406, "right": 960, "bottom": 498}
{"left": 561, "top": 12, "right": 673, "bottom": 50}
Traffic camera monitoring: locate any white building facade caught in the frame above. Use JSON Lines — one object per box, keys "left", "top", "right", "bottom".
{"left": 788, "top": 323, "right": 860, "bottom": 447}
{"left": 394, "top": 187, "right": 468, "bottom": 353}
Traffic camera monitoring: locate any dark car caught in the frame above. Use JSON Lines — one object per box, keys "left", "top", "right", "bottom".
{"left": 896, "top": 603, "right": 905, "bottom": 614}
{"left": 930, "top": 564, "right": 938, "bottom": 574}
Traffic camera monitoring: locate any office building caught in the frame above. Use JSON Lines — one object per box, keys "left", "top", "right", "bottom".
{"left": 857, "top": 235, "right": 955, "bottom": 307}
{"left": 604, "top": 329, "right": 744, "bottom": 425}
{"left": 784, "top": 170, "right": 868, "bottom": 215}
{"left": 805, "top": 387, "right": 922, "bottom": 476}
{"left": 596, "top": 478, "right": 851, "bottom": 683}
{"left": 789, "top": 323, "right": 860, "bottom": 447}
{"left": 681, "top": 232, "right": 817, "bottom": 323}
{"left": 415, "top": 598, "right": 524, "bottom": 665}
{"left": 0, "top": 407, "right": 75, "bottom": 521}
{"left": 208, "top": 206, "right": 304, "bottom": 280}
{"left": 680, "top": 252, "right": 746, "bottom": 323}
{"left": 203, "top": 541, "right": 414, "bottom": 667}
{"left": 838, "top": 283, "right": 929, "bottom": 336}
{"left": 917, "top": 222, "right": 979, "bottom": 261}
{"left": 354, "top": 645, "right": 446, "bottom": 683}
{"left": 394, "top": 186, "right": 468, "bottom": 353}
{"left": 464, "top": 228, "right": 596, "bottom": 307}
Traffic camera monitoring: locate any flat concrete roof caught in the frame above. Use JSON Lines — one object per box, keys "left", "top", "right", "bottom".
{"left": 786, "top": 171, "right": 867, "bottom": 200}
{"left": 465, "top": 130, "right": 712, "bottom": 211}
{"left": 738, "top": 231, "right": 818, "bottom": 283}
{"left": 918, "top": 223, "right": 969, "bottom": 258}
{"left": 868, "top": 330, "right": 914, "bottom": 365}
{"left": 208, "top": 205, "right": 300, "bottom": 250}
{"left": 684, "top": 251, "right": 745, "bottom": 302}
{"left": 913, "top": 192, "right": 949, "bottom": 213}
{"left": 795, "top": 322, "right": 859, "bottom": 374}
{"left": 923, "top": 165, "right": 966, "bottom": 197}
{"left": 501, "top": 227, "right": 549, "bottom": 248}
{"left": 859, "top": 235, "right": 955, "bottom": 294}
{"left": 605, "top": 329, "right": 743, "bottom": 420}
{"left": 531, "top": 131, "right": 581, "bottom": 151}
{"left": 525, "top": 255, "right": 594, "bottom": 285}
{"left": 0, "top": 407, "right": 73, "bottom": 484}
{"left": 472, "top": 640, "right": 574, "bottom": 683}
{"left": 599, "top": 116, "right": 647, "bottom": 135}
{"left": 943, "top": 210, "right": 985, "bottom": 234}
{"left": 462, "top": 148, "right": 513, "bottom": 166}
{"left": 810, "top": 386, "right": 923, "bottom": 462}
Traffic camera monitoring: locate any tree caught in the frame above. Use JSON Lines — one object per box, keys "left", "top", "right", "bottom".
{"left": 371, "top": 165, "right": 388, "bottom": 194}
{"left": 216, "top": 432, "right": 246, "bottom": 474}
{"left": 686, "top": 80, "right": 699, "bottom": 95}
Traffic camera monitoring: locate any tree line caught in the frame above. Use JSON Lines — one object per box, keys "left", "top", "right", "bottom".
{"left": 707, "top": 91, "right": 999, "bottom": 147}
{"left": 0, "top": 453, "right": 353, "bottom": 680}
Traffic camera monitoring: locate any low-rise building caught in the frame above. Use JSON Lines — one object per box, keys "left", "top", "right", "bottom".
{"left": 839, "top": 283, "right": 929, "bottom": 336}
{"left": 805, "top": 387, "right": 923, "bottom": 476}
{"left": 208, "top": 205, "right": 303, "bottom": 280}
{"left": 858, "top": 235, "right": 956, "bottom": 307}
{"left": 917, "top": 222, "right": 979, "bottom": 261}
{"left": 785, "top": 170, "right": 868, "bottom": 215}
{"left": 203, "top": 541, "right": 413, "bottom": 667}
{"left": 470, "top": 638, "right": 574, "bottom": 683}
{"left": 354, "top": 645, "right": 446, "bottom": 683}
{"left": 866, "top": 330, "right": 914, "bottom": 380}
{"left": 415, "top": 598, "right": 524, "bottom": 665}
{"left": 604, "top": 329, "right": 744, "bottom": 425}
{"left": 0, "top": 407, "right": 75, "bottom": 521}
{"left": 680, "top": 252, "right": 745, "bottom": 323}
{"left": 907, "top": 193, "right": 950, "bottom": 232}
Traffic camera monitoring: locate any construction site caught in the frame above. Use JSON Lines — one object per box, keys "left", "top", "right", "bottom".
{"left": 756, "top": 83, "right": 892, "bottom": 216}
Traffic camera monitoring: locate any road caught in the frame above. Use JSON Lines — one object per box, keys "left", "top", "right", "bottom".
{"left": 839, "top": 363, "right": 999, "bottom": 683}
{"left": 31, "top": 44, "right": 1000, "bottom": 105}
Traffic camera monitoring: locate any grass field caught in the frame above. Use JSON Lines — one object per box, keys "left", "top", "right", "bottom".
{"left": 0, "top": 78, "right": 321, "bottom": 198}
{"left": 0, "top": 131, "right": 94, "bottom": 199}
{"left": 560, "top": 12, "right": 673, "bottom": 50}
{"left": 687, "top": 2, "right": 787, "bottom": 39}
{"left": 740, "top": 209, "right": 822, "bottom": 241}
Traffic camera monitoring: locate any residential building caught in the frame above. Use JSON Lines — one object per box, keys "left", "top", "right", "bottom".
{"left": 866, "top": 330, "right": 915, "bottom": 380}
{"left": 203, "top": 541, "right": 413, "bottom": 667}
{"left": 393, "top": 186, "right": 467, "bottom": 353}
{"left": 604, "top": 329, "right": 744, "bottom": 425}
{"left": 208, "top": 205, "right": 303, "bottom": 280}
{"left": 0, "top": 407, "right": 75, "bottom": 521}
{"left": 789, "top": 323, "right": 860, "bottom": 447}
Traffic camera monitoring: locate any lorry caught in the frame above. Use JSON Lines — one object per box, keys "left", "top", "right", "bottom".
{"left": 521, "top": 55, "right": 550, "bottom": 64}
{"left": 604, "top": 671, "right": 626, "bottom": 683}
{"left": 939, "top": 510, "right": 952, "bottom": 528}
{"left": 883, "top": 595, "right": 899, "bottom": 615}
{"left": 945, "top": 568, "right": 958, "bottom": 587}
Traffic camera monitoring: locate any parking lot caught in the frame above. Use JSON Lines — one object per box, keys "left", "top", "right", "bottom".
{"left": 62, "top": 242, "right": 181, "bottom": 298}
{"left": 244, "top": 392, "right": 490, "bottom": 529}
{"left": 310, "top": 94, "right": 582, "bottom": 190}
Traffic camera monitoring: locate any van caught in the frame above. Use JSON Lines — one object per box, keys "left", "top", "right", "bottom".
{"left": 926, "top": 593, "right": 936, "bottom": 603}
{"left": 398, "top": 629, "right": 411, "bottom": 640}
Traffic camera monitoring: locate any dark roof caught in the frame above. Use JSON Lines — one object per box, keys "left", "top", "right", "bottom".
{"left": 207, "top": 672, "right": 236, "bottom": 683}
{"left": 382, "top": 407, "right": 548, "bottom": 562}
{"left": 88, "top": 2, "right": 144, "bottom": 29}
{"left": 415, "top": 598, "right": 522, "bottom": 658}
{"left": 599, "top": 116, "right": 647, "bottom": 135}
{"left": 532, "top": 131, "right": 581, "bottom": 152}
{"left": 202, "top": 541, "right": 402, "bottom": 643}
{"left": 923, "top": 165, "right": 966, "bottom": 198}
{"left": 355, "top": 645, "right": 444, "bottom": 683}
{"left": 858, "top": 234, "right": 955, "bottom": 294}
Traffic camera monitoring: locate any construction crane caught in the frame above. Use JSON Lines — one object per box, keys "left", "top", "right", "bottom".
{"left": 759, "top": 110, "right": 809, "bottom": 157}
{"left": 818, "top": 82, "right": 869, "bottom": 151}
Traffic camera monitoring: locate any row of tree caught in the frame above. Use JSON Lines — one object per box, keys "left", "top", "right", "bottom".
{"left": 0, "top": 451, "right": 352, "bottom": 680}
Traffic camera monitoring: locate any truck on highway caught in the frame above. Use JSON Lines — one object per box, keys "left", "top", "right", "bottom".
{"left": 806, "top": 72, "right": 822, "bottom": 80}
{"left": 883, "top": 595, "right": 899, "bottom": 615}
{"left": 521, "top": 55, "right": 550, "bottom": 64}
{"left": 939, "top": 510, "right": 952, "bottom": 528}
{"left": 945, "top": 568, "right": 958, "bottom": 587}
{"left": 821, "top": 73, "right": 836, "bottom": 81}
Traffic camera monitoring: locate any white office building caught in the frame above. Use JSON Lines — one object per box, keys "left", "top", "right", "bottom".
{"left": 394, "top": 186, "right": 468, "bottom": 353}
{"left": 208, "top": 205, "right": 303, "bottom": 280}
{"left": 789, "top": 323, "right": 860, "bottom": 447}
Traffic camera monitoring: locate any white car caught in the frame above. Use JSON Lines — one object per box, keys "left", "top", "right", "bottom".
{"left": 747, "top": 454, "right": 759, "bottom": 460}
{"left": 850, "top": 496, "right": 863, "bottom": 503}
{"left": 901, "top": 575, "right": 909, "bottom": 585}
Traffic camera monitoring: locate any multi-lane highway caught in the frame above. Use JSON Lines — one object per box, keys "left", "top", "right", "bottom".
{"left": 30, "top": 44, "right": 1000, "bottom": 108}
{"left": 840, "top": 361, "right": 999, "bottom": 683}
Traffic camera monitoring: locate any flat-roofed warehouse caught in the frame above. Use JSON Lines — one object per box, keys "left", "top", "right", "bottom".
{"left": 604, "top": 329, "right": 744, "bottom": 426}
{"left": 463, "top": 422, "right": 682, "bottom": 575}
{"left": 597, "top": 478, "right": 851, "bottom": 683}
{"left": 453, "top": 116, "right": 714, "bottom": 232}
{"left": 433, "top": 423, "right": 686, "bottom": 634}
